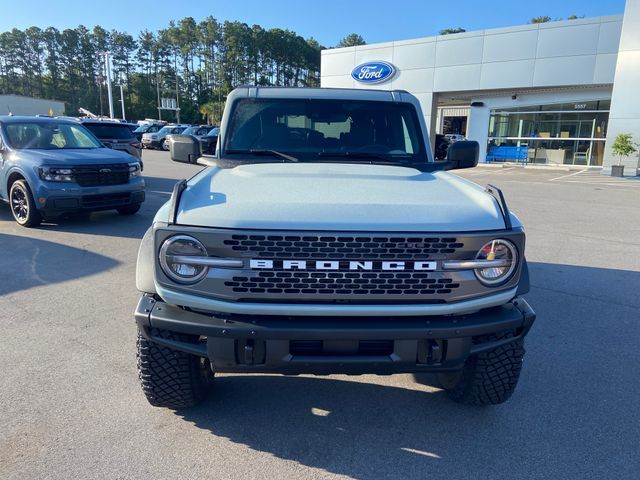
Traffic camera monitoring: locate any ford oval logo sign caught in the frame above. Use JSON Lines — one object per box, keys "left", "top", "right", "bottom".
{"left": 351, "top": 61, "right": 396, "bottom": 84}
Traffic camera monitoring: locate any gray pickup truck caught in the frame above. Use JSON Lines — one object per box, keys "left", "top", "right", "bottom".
{"left": 135, "top": 87, "right": 535, "bottom": 409}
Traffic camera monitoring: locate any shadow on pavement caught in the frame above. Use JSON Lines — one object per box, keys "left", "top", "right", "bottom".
{"left": 176, "top": 262, "right": 640, "bottom": 479}
{"left": 0, "top": 233, "right": 120, "bottom": 295}
{"left": 0, "top": 176, "right": 181, "bottom": 239}
{"left": 178, "top": 376, "right": 472, "bottom": 479}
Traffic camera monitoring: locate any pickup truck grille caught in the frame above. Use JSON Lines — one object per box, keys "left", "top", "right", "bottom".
{"left": 223, "top": 234, "right": 464, "bottom": 260}
{"left": 74, "top": 165, "right": 129, "bottom": 187}
{"left": 225, "top": 271, "right": 460, "bottom": 296}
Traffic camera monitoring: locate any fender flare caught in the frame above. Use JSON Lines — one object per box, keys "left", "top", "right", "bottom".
{"left": 516, "top": 257, "right": 530, "bottom": 296}
{"left": 136, "top": 227, "right": 157, "bottom": 294}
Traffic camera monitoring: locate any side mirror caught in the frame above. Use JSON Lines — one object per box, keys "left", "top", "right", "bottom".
{"left": 444, "top": 140, "right": 479, "bottom": 170}
{"left": 169, "top": 134, "right": 201, "bottom": 164}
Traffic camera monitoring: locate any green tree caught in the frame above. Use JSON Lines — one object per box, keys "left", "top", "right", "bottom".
{"left": 611, "top": 133, "right": 637, "bottom": 166}
{"left": 337, "top": 33, "right": 365, "bottom": 47}
{"left": 530, "top": 16, "right": 552, "bottom": 24}
{"left": 0, "top": 16, "right": 323, "bottom": 122}
{"left": 439, "top": 27, "right": 466, "bottom": 35}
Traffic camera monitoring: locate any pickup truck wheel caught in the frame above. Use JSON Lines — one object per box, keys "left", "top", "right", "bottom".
{"left": 136, "top": 328, "right": 212, "bottom": 409}
{"left": 437, "top": 332, "right": 525, "bottom": 405}
{"left": 161, "top": 140, "right": 169, "bottom": 151}
{"left": 117, "top": 204, "right": 141, "bottom": 215}
{"left": 9, "top": 180, "right": 42, "bottom": 227}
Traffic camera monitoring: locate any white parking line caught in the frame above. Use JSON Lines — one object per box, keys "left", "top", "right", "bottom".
{"left": 549, "top": 169, "right": 588, "bottom": 181}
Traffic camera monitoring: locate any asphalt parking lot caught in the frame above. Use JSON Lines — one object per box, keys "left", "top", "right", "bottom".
{"left": 1, "top": 151, "right": 639, "bottom": 480}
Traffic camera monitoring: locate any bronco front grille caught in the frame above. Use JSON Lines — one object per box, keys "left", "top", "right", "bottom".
{"left": 224, "top": 271, "right": 460, "bottom": 296}
{"left": 223, "top": 235, "right": 464, "bottom": 260}
{"left": 155, "top": 227, "right": 525, "bottom": 304}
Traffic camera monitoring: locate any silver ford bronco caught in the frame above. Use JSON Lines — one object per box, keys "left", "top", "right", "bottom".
{"left": 135, "top": 87, "right": 535, "bottom": 409}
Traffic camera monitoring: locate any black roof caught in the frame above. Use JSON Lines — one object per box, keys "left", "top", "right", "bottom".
{"left": 0, "top": 115, "right": 77, "bottom": 124}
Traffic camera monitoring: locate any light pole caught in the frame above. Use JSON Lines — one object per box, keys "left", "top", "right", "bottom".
{"left": 103, "top": 52, "right": 114, "bottom": 119}
{"left": 118, "top": 84, "right": 126, "bottom": 120}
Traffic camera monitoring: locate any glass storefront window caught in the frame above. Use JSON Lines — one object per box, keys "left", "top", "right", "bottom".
{"left": 487, "top": 99, "right": 609, "bottom": 166}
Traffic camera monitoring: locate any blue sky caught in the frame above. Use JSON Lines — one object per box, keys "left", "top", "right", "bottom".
{"left": 1, "top": 0, "right": 627, "bottom": 46}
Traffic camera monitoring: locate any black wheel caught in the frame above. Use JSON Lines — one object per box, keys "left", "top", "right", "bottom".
{"left": 9, "top": 179, "right": 42, "bottom": 227}
{"left": 437, "top": 332, "right": 525, "bottom": 405}
{"left": 161, "top": 139, "right": 169, "bottom": 151}
{"left": 117, "top": 204, "right": 141, "bottom": 215}
{"left": 137, "top": 328, "right": 212, "bottom": 409}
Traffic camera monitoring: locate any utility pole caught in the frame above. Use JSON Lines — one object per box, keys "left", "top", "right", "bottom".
{"left": 103, "top": 52, "right": 114, "bottom": 119}
{"left": 175, "top": 71, "right": 181, "bottom": 124}
{"left": 118, "top": 84, "right": 126, "bottom": 120}
{"left": 156, "top": 72, "right": 162, "bottom": 121}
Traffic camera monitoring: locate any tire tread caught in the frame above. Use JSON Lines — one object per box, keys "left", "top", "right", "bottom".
{"left": 136, "top": 328, "right": 210, "bottom": 409}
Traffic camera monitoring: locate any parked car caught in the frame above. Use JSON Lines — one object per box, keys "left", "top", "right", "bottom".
{"left": 164, "top": 125, "right": 214, "bottom": 150}
{"left": 198, "top": 126, "right": 219, "bottom": 154}
{"left": 182, "top": 125, "right": 217, "bottom": 139}
{"left": 79, "top": 119, "right": 143, "bottom": 168}
{"left": 445, "top": 134, "right": 466, "bottom": 143}
{"left": 167, "top": 126, "right": 220, "bottom": 162}
{"left": 136, "top": 87, "right": 535, "bottom": 409}
{"left": 133, "top": 122, "right": 163, "bottom": 142}
{"left": 0, "top": 116, "right": 145, "bottom": 226}
{"left": 435, "top": 134, "right": 451, "bottom": 159}
{"left": 142, "top": 124, "right": 188, "bottom": 150}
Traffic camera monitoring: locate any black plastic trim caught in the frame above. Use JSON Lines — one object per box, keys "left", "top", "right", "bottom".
{"left": 134, "top": 295, "right": 535, "bottom": 373}
{"left": 486, "top": 184, "right": 512, "bottom": 230}
{"left": 168, "top": 179, "right": 187, "bottom": 225}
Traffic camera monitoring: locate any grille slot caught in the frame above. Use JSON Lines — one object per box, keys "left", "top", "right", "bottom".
{"left": 223, "top": 235, "right": 463, "bottom": 259}
{"left": 225, "top": 271, "right": 460, "bottom": 296}
{"left": 81, "top": 192, "right": 131, "bottom": 207}
{"left": 290, "top": 340, "right": 394, "bottom": 356}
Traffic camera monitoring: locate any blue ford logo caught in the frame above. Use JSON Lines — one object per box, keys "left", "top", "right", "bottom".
{"left": 351, "top": 61, "right": 396, "bottom": 84}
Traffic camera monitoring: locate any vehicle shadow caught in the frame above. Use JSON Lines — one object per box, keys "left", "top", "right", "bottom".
{"left": 177, "top": 376, "right": 480, "bottom": 479}
{"left": 0, "top": 175, "right": 182, "bottom": 239}
{"left": 0, "top": 233, "right": 120, "bottom": 296}
{"left": 175, "top": 262, "right": 640, "bottom": 479}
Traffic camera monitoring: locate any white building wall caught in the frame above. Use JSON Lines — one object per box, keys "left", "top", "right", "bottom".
{"left": 603, "top": 0, "right": 640, "bottom": 175}
{"left": 321, "top": 14, "right": 624, "bottom": 161}
{"left": 0, "top": 95, "right": 65, "bottom": 116}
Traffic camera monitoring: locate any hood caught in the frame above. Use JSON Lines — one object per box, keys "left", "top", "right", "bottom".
{"left": 175, "top": 163, "right": 512, "bottom": 232}
{"left": 18, "top": 147, "right": 136, "bottom": 166}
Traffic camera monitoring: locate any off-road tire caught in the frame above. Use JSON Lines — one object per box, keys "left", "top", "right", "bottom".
{"left": 437, "top": 332, "right": 525, "bottom": 405}
{"left": 137, "top": 328, "right": 212, "bottom": 409}
{"left": 9, "top": 179, "right": 42, "bottom": 227}
{"left": 117, "top": 204, "right": 141, "bottom": 215}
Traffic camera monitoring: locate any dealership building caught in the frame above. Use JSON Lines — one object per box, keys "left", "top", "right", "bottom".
{"left": 321, "top": 0, "right": 640, "bottom": 175}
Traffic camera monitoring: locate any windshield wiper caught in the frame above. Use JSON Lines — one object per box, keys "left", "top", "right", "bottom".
{"left": 225, "top": 149, "right": 299, "bottom": 162}
{"left": 317, "top": 151, "right": 413, "bottom": 164}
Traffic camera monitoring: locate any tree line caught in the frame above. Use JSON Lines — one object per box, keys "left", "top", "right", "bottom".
{"left": 0, "top": 17, "right": 328, "bottom": 124}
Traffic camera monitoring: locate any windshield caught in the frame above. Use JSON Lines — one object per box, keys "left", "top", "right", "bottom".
{"left": 133, "top": 125, "right": 150, "bottom": 133}
{"left": 225, "top": 99, "right": 426, "bottom": 164}
{"left": 4, "top": 122, "right": 102, "bottom": 150}
{"left": 181, "top": 127, "right": 196, "bottom": 135}
{"left": 83, "top": 123, "right": 134, "bottom": 140}
{"left": 157, "top": 126, "right": 177, "bottom": 135}
{"left": 206, "top": 127, "right": 220, "bottom": 137}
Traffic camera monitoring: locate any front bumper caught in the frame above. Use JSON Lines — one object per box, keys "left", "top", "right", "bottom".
{"left": 38, "top": 181, "right": 145, "bottom": 216}
{"left": 135, "top": 295, "right": 535, "bottom": 374}
{"left": 142, "top": 138, "right": 162, "bottom": 148}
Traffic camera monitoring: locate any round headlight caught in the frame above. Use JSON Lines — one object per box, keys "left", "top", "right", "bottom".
{"left": 159, "top": 235, "right": 208, "bottom": 284}
{"left": 474, "top": 239, "right": 518, "bottom": 286}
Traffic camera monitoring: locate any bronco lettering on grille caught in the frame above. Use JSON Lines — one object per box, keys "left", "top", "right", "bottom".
{"left": 249, "top": 259, "right": 437, "bottom": 271}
